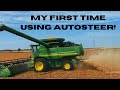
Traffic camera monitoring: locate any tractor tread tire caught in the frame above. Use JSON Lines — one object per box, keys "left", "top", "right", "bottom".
{"left": 34, "top": 58, "right": 49, "bottom": 72}
{"left": 62, "top": 61, "right": 74, "bottom": 71}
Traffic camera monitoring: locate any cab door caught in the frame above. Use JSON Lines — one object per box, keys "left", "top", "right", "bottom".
{"left": 31, "top": 45, "right": 39, "bottom": 57}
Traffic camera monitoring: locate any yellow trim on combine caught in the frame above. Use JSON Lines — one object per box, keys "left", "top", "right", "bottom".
{"left": 47, "top": 37, "right": 56, "bottom": 39}
{"left": 58, "top": 51, "right": 75, "bottom": 53}
{"left": 39, "top": 52, "right": 78, "bottom": 56}
{"left": 59, "top": 53, "right": 77, "bottom": 56}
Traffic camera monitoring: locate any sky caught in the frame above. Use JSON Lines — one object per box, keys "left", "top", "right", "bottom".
{"left": 0, "top": 11, "right": 120, "bottom": 50}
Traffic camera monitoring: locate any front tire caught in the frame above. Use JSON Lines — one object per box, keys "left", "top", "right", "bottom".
{"left": 34, "top": 58, "right": 49, "bottom": 72}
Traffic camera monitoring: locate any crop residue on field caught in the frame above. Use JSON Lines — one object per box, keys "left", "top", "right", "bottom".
{"left": 0, "top": 51, "right": 31, "bottom": 61}
{"left": 82, "top": 49, "right": 120, "bottom": 73}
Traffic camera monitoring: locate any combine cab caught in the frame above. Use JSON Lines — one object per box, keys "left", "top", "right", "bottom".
{"left": 0, "top": 24, "right": 84, "bottom": 77}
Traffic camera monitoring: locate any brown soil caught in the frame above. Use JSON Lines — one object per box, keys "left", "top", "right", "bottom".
{"left": 0, "top": 51, "right": 31, "bottom": 61}
{"left": 1, "top": 48, "right": 120, "bottom": 79}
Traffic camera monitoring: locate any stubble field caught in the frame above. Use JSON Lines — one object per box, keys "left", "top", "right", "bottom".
{"left": 1, "top": 48, "right": 120, "bottom": 79}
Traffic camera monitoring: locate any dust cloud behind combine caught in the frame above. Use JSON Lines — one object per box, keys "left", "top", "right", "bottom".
{"left": 80, "top": 48, "right": 120, "bottom": 73}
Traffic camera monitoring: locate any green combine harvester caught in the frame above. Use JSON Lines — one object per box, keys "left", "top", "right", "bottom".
{"left": 0, "top": 24, "right": 84, "bottom": 77}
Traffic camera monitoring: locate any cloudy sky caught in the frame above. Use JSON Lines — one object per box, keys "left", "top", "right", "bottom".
{"left": 0, "top": 11, "right": 120, "bottom": 50}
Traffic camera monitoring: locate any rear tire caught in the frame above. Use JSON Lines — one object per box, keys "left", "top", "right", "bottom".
{"left": 34, "top": 58, "right": 49, "bottom": 72}
{"left": 62, "top": 61, "right": 74, "bottom": 71}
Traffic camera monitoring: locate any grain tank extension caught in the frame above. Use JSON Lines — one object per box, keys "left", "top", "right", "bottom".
{"left": 0, "top": 24, "right": 84, "bottom": 74}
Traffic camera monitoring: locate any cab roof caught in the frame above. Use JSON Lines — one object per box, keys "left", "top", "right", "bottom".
{"left": 40, "top": 38, "right": 65, "bottom": 43}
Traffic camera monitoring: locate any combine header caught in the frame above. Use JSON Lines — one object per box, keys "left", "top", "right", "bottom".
{"left": 0, "top": 24, "right": 84, "bottom": 77}
{"left": 0, "top": 58, "right": 33, "bottom": 77}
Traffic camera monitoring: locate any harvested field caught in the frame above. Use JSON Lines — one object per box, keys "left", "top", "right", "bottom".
{"left": 1, "top": 48, "right": 120, "bottom": 79}
{"left": 0, "top": 51, "right": 31, "bottom": 61}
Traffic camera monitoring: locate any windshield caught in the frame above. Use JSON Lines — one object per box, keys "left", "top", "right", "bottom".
{"left": 31, "top": 45, "right": 39, "bottom": 54}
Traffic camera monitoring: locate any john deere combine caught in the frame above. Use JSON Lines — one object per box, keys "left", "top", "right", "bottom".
{"left": 0, "top": 24, "right": 84, "bottom": 77}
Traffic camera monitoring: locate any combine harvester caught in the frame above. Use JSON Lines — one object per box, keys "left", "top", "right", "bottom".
{"left": 0, "top": 24, "right": 84, "bottom": 77}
